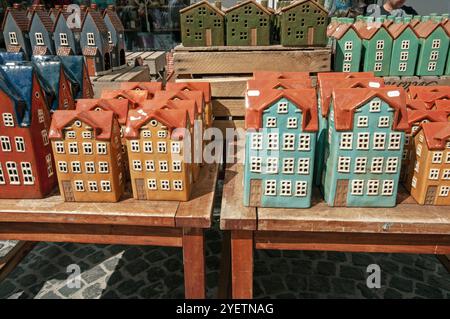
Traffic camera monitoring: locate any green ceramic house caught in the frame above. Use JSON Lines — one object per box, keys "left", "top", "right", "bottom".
{"left": 415, "top": 18, "right": 450, "bottom": 76}
{"left": 280, "top": 0, "right": 328, "bottom": 47}
{"left": 333, "top": 23, "right": 362, "bottom": 72}
{"left": 225, "top": 0, "right": 273, "bottom": 46}
{"left": 442, "top": 19, "right": 450, "bottom": 75}
{"left": 180, "top": 1, "right": 225, "bottom": 47}
{"left": 388, "top": 20, "right": 420, "bottom": 76}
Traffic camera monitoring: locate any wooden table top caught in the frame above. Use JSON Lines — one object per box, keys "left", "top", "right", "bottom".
{"left": 220, "top": 164, "right": 450, "bottom": 235}
{"left": 0, "top": 164, "right": 218, "bottom": 229}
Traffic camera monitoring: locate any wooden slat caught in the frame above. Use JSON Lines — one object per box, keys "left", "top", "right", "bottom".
{"left": 231, "top": 230, "right": 253, "bottom": 299}
{"left": 213, "top": 119, "right": 245, "bottom": 136}
{"left": 182, "top": 228, "right": 206, "bottom": 298}
{"left": 437, "top": 255, "right": 450, "bottom": 273}
{"left": 218, "top": 231, "right": 231, "bottom": 299}
{"left": 145, "top": 51, "right": 167, "bottom": 75}
{"left": 115, "top": 66, "right": 151, "bottom": 82}
{"left": 97, "top": 66, "right": 133, "bottom": 82}
{"left": 174, "top": 44, "right": 329, "bottom": 52}
{"left": 176, "top": 76, "right": 249, "bottom": 98}
{"left": 213, "top": 99, "right": 245, "bottom": 117}
{"left": 0, "top": 241, "right": 36, "bottom": 282}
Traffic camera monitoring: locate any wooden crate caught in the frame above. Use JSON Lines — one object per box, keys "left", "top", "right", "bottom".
{"left": 125, "top": 51, "right": 167, "bottom": 76}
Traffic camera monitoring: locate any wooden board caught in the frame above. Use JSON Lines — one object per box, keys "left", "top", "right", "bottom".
{"left": 213, "top": 99, "right": 246, "bottom": 117}
{"left": 174, "top": 45, "right": 330, "bottom": 52}
{"left": 145, "top": 51, "right": 167, "bottom": 75}
{"left": 0, "top": 241, "right": 35, "bottom": 282}
{"left": 176, "top": 76, "right": 249, "bottom": 98}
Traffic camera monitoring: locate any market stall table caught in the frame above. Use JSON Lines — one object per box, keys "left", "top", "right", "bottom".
{"left": 0, "top": 164, "right": 218, "bottom": 299}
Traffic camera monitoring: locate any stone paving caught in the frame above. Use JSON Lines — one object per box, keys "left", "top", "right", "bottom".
{"left": 0, "top": 182, "right": 450, "bottom": 299}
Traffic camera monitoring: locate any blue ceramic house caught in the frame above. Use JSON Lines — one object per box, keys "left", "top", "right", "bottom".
{"left": 29, "top": 8, "right": 56, "bottom": 56}
{"left": 2, "top": 5, "right": 32, "bottom": 60}
{"left": 58, "top": 56, "right": 94, "bottom": 99}
{"left": 0, "top": 52, "right": 24, "bottom": 64}
{"left": 322, "top": 88, "right": 409, "bottom": 207}
{"left": 243, "top": 89, "right": 319, "bottom": 208}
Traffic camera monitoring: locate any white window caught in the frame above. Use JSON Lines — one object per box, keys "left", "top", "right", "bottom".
{"left": 85, "top": 162, "right": 95, "bottom": 174}
{"left": 158, "top": 161, "right": 168, "bottom": 172}
{"left": 400, "top": 51, "right": 409, "bottom": 61}
{"left": 414, "top": 161, "right": 420, "bottom": 173}
{"left": 15, "top": 137, "right": 25, "bottom": 152}
{"left": 145, "top": 160, "right": 155, "bottom": 171}
{"left": 297, "top": 158, "right": 310, "bottom": 175}
{"left": 429, "top": 169, "right": 440, "bottom": 180}
{"left": 388, "top": 133, "right": 402, "bottom": 150}
{"left": 344, "top": 53, "right": 352, "bottom": 61}
{"left": 298, "top": 134, "right": 311, "bottom": 151}
{"left": 6, "top": 162, "right": 19, "bottom": 184}
{"left": 428, "top": 62, "right": 437, "bottom": 71}
{"left": 386, "top": 157, "right": 398, "bottom": 173}
{"left": 401, "top": 40, "right": 410, "bottom": 50}
{"left": 282, "top": 158, "right": 295, "bottom": 174}
{"left": 20, "top": 162, "right": 33, "bottom": 185}
{"left": 375, "top": 51, "right": 384, "bottom": 61}
{"left": 343, "top": 63, "right": 351, "bottom": 72}
{"left": 130, "top": 140, "right": 140, "bottom": 152}
{"left": 432, "top": 39, "right": 441, "bottom": 49}
{"left": 357, "top": 133, "right": 369, "bottom": 150}
{"left": 68, "top": 142, "right": 78, "bottom": 154}
{"left": 266, "top": 117, "right": 277, "bottom": 128}
{"left": 378, "top": 116, "right": 389, "bottom": 128}
{"left": 354, "top": 157, "right": 367, "bottom": 173}
{"left": 101, "top": 181, "right": 111, "bottom": 192}
{"left": 277, "top": 102, "right": 288, "bottom": 113}
{"left": 432, "top": 152, "right": 443, "bottom": 164}
{"left": 55, "top": 141, "right": 64, "bottom": 154}
{"left": 60, "top": 33, "right": 68, "bottom": 46}
{"left": 37, "top": 109, "right": 45, "bottom": 123}
{"left": 41, "top": 130, "right": 49, "bottom": 145}
{"left": 370, "top": 100, "right": 381, "bottom": 112}
{"left": 133, "top": 160, "right": 142, "bottom": 171}
{"left": 35, "top": 33, "right": 44, "bottom": 45}
{"left": 373, "top": 133, "right": 386, "bottom": 150}
{"left": 351, "top": 180, "right": 364, "bottom": 195}
{"left": 173, "top": 180, "right": 183, "bottom": 191}
{"left": 9, "top": 32, "right": 18, "bottom": 45}
{"left": 264, "top": 180, "right": 276, "bottom": 196}
{"left": 142, "top": 130, "right": 151, "bottom": 138}
{"left": 171, "top": 142, "right": 181, "bottom": 154}
{"left": 283, "top": 134, "right": 295, "bottom": 150}
{"left": 66, "top": 131, "right": 76, "bottom": 139}
{"left": 280, "top": 180, "right": 292, "bottom": 196}
{"left": 0, "top": 164, "right": 4, "bottom": 184}
{"left": 82, "top": 131, "right": 91, "bottom": 139}
{"left": 357, "top": 116, "right": 368, "bottom": 127}
{"left": 340, "top": 133, "right": 353, "bottom": 150}
{"left": 399, "top": 63, "right": 407, "bottom": 72}
{"left": 367, "top": 180, "right": 379, "bottom": 195}
{"left": 2, "top": 113, "right": 14, "bottom": 126}
{"left": 172, "top": 161, "right": 182, "bottom": 172}
{"left": 439, "top": 186, "right": 450, "bottom": 197}
{"left": 87, "top": 33, "right": 95, "bottom": 46}
{"left": 294, "top": 181, "right": 307, "bottom": 197}
{"left": 98, "top": 162, "right": 109, "bottom": 173}
{"left": 338, "top": 157, "right": 351, "bottom": 173}
{"left": 71, "top": 161, "right": 81, "bottom": 173}
{"left": 446, "top": 152, "right": 450, "bottom": 163}
{"left": 430, "top": 51, "right": 439, "bottom": 61}
{"left": 411, "top": 177, "right": 417, "bottom": 188}
{"left": 371, "top": 157, "right": 384, "bottom": 173}
{"left": 287, "top": 118, "right": 297, "bottom": 129}
{"left": 0, "top": 136, "right": 11, "bottom": 152}
{"left": 158, "top": 130, "right": 167, "bottom": 138}
{"left": 108, "top": 31, "right": 112, "bottom": 44}
{"left": 250, "top": 157, "right": 262, "bottom": 172}
{"left": 74, "top": 180, "right": 84, "bottom": 191}
{"left": 58, "top": 161, "right": 68, "bottom": 173}
{"left": 374, "top": 63, "right": 383, "bottom": 72}
{"left": 382, "top": 180, "right": 394, "bottom": 196}
{"left": 88, "top": 181, "right": 98, "bottom": 192}
{"left": 251, "top": 133, "right": 262, "bottom": 150}
{"left": 147, "top": 179, "right": 157, "bottom": 190}
{"left": 442, "top": 169, "right": 450, "bottom": 180}
{"left": 82, "top": 142, "right": 93, "bottom": 154}
{"left": 157, "top": 142, "right": 167, "bottom": 153}
{"left": 416, "top": 144, "right": 422, "bottom": 157}
{"left": 376, "top": 40, "right": 384, "bottom": 50}
{"left": 143, "top": 141, "right": 153, "bottom": 153}
{"left": 266, "top": 157, "right": 278, "bottom": 174}
{"left": 344, "top": 41, "right": 353, "bottom": 51}
{"left": 161, "top": 180, "right": 170, "bottom": 190}
{"left": 268, "top": 133, "right": 278, "bottom": 150}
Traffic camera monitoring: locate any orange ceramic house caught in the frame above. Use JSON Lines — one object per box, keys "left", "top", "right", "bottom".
{"left": 405, "top": 98, "right": 430, "bottom": 111}
{"left": 436, "top": 100, "right": 450, "bottom": 114}
{"left": 100, "top": 89, "right": 148, "bottom": 109}
{"left": 119, "top": 82, "right": 163, "bottom": 98}
{"left": 408, "top": 86, "right": 450, "bottom": 109}
{"left": 409, "top": 122, "right": 450, "bottom": 205}
{"left": 49, "top": 110, "right": 125, "bottom": 202}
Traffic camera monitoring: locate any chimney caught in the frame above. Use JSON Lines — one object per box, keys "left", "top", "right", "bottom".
{"left": 90, "top": 3, "right": 98, "bottom": 11}
{"left": 80, "top": 4, "right": 87, "bottom": 12}
{"left": 214, "top": 0, "right": 222, "bottom": 11}
{"left": 12, "top": 3, "right": 22, "bottom": 10}
{"left": 261, "top": 0, "right": 268, "bottom": 8}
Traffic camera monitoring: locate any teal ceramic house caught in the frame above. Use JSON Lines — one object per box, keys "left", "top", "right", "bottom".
{"left": 322, "top": 88, "right": 409, "bottom": 207}
{"left": 388, "top": 20, "right": 420, "bottom": 76}
{"left": 243, "top": 89, "right": 318, "bottom": 208}
{"left": 415, "top": 18, "right": 450, "bottom": 76}
{"left": 332, "top": 22, "right": 362, "bottom": 72}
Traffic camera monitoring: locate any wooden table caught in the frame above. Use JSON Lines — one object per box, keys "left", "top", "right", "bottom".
{"left": 0, "top": 164, "right": 218, "bottom": 299}
{"left": 220, "top": 164, "right": 450, "bottom": 299}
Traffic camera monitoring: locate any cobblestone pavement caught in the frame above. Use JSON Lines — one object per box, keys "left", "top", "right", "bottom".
{"left": 0, "top": 182, "right": 450, "bottom": 299}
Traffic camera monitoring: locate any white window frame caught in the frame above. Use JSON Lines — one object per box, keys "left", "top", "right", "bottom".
{"left": 58, "top": 161, "right": 68, "bottom": 173}
{"left": 55, "top": 141, "right": 65, "bottom": 154}
{"left": 35, "top": 32, "right": 44, "bottom": 45}
{"left": 374, "top": 62, "right": 383, "bottom": 72}
{"left": 266, "top": 157, "right": 278, "bottom": 174}
{"left": 0, "top": 164, "right": 5, "bottom": 185}
{"left": 298, "top": 134, "right": 311, "bottom": 151}
{"left": 21, "top": 162, "right": 34, "bottom": 185}
{"left": 432, "top": 152, "right": 443, "bottom": 164}
{"left": 87, "top": 33, "right": 95, "bottom": 46}
{"left": 277, "top": 102, "right": 288, "bottom": 114}
{"left": 159, "top": 161, "right": 169, "bottom": 172}
{"left": 367, "top": 180, "right": 380, "bottom": 196}
{"left": 338, "top": 157, "right": 351, "bottom": 173}
{"left": 68, "top": 142, "right": 78, "bottom": 154}
{"left": 173, "top": 180, "right": 183, "bottom": 191}
{"left": 147, "top": 179, "right": 157, "bottom": 190}
{"left": 287, "top": 117, "right": 297, "bottom": 129}
{"left": 60, "top": 33, "right": 68, "bottom": 46}
{"left": 375, "top": 51, "right": 384, "bottom": 61}
{"left": 344, "top": 52, "right": 352, "bottom": 62}
{"left": 74, "top": 180, "right": 84, "bottom": 192}
{"left": 442, "top": 169, "right": 450, "bottom": 180}
{"left": 354, "top": 157, "right": 367, "bottom": 174}
{"left": 297, "top": 158, "right": 310, "bottom": 175}
{"left": 82, "top": 142, "right": 93, "bottom": 155}
{"left": 376, "top": 40, "right": 384, "bottom": 50}
{"left": 373, "top": 133, "right": 386, "bottom": 150}
{"left": 385, "top": 157, "right": 398, "bottom": 174}
{"left": 428, "top": 62, "right": 437, "bottom": 72}
{"left": 101, "top": 181, "right": 111, "bottom": 192}
{"left": 411, "top": 177, "right": 417, "bottom": 189}
{"left": 388, "top": 133, "right": 402, "bottom": 150}
{"left": 400, "top": 51, "right": 409, "bottom": 61}
{"left": 266, "top": 117, "right": 277, "bottom": 128}
{"left": 157, "top": 142, "right": 167, "bottom": 153}
{"left": 429, "top": 169, "right": 440, "bottom": 180}
{"left": 131, "top": 140, "right": 140, "bottom": 152}
{"left": 85, "top": 162, "right": 95, "bottom": 174}
{"left": 344, "top": 41, "right": 353, "bottom": 51}
{"left": 340, "top": 133, "right": 353, "bottom": 150}
{"left": 399, "top": 62, "right": 407, "bottom": 72}
{"left": 2, "top": 113, "right": 14, "bottom": 127}
{"left": 172, "top": 161, "right": 182, "bottom": 172}
{"left": 250, "top": 157, "right": 262, "bottom": 173}
{"left": 357, "top": 133, "right": 369, "bottom": 150}
{"left": 378, "top": 116, "right": 389, "bottom": 128}
{"left": 371, "top": 157, "right": 384, "bottom": 174}
{"left": 0, "top": 136, "right": 11, "bottom": 152}
{"left": 133, "top": 160, "right": 142, "bottom": 171}
{"left": 41, "top": 130, "right": 49, "bottom": 146}
{"left": 158, "top": 130, "right": 167, "bottom": 138}
{"left": 143, "top": 141, "right": 153, "bottom": 153}
{"left": 88, "top": 181, "right": 98, "bottom": 192}
{"left": 294, "top": 181, "right": 307, "bottom": 197}
{"left": 431, "top": 39, "right": 441, "bottom": 49}
{"left": 267, "top": 133, "right": 279, "bottom": 150}
{"left": 282, "top": 158, "right": 295, "bottom": 174}
{"left": 160, "top": 180, "right": 170, "bottom": 191}
{"left": 251, "top": 133, "right": 262, "bottom": 150}
{"left": 282, "top": 134, "right": 295, "bottom": 151}
{"left": 82, "top": 131, "right": 92, "bottom": 139}
{"left": 351, "top": 180, "right": 364, "bottom": 195}
{"left": 439, "top": 186, "right": 450, "bottom": 197}
{"left": 264, "top": 180, "right": 276, "bottom": 196}
{"left": 343, "top": 63, "right": 351, "bottom": 72}
{"left": 15, "top": 137, "right": 25, "bottom": 152}
{"left": 66, "top": 131, "right": 76, "bottom": 139}
{"left": 280, "top": 180, "right": 292, "bottom": 196}
{"left": 9, "top": 32, "right": 18, "bottom": 45}
{"left": 382, "top": 180, "right": 394, "bottom": 196}
{"left": 401, "top": 40, "right": 410, "bottom": 50}
{"left": 370, "top": 100, "right": 381, "bottom": 112}
{"left": 171, "top": 142, "right": 181, "bottom": 154}
{"left": 430, "top": 51, "right": 439, "bottom": 61}
{"left": 71, "top": 161, "right": 81, "bottom": 173}
{"left": 357, "top": 116, "right": 368, "bottom": 128}
{"left": 146, "top": 160, "right": 155, "bottom": 172}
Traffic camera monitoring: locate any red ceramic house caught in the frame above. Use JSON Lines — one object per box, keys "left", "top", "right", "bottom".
{"left": 436, "top": 100, "right": 450, "bottom": 114}
{"left": 119, "top": 82, "right": 163, "bottom": 98}
{"left": 408, "top": 86, "right": 450, "bottom": 110}
{"left": 100, "top": 89, "right": 148, "bottom": 109}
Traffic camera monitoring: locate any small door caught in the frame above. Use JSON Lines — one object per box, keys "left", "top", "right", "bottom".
{"left": 85, "top": 57, "right": 96, "bottom": 76}
{"left": 334, "top": 179, "right": 349, "bottom": 207}
{"left": 307, "top": 27, "right": 314, "bottom": 45}
{"left": 205, "top": 29, "right": 212, "bottom": 46}
{"left": 425, "top": 186, "right": 437, "bottom": 205}
{"left": 249, "top": 179, "right": 262, "bottom": 207}
{"left": 135, "top": 179, "right": 147, "bottom": 200}
{"left": 104, "top": 52, "right": 111, "bottom": 71}
{"left": 62, "top": 181, "right": 75, "bottom": 202}
{"left": 251, "top": 28, "right": 257, "bottom": 46}
{"left": 120, "top": 49, "right": 126, "bottom": 65}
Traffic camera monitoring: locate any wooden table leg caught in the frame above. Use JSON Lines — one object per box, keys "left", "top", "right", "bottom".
{"left": 231, "top": 230, "right": 253, "bottom": 299}
{"left": 218, "top": 230, "right": 231, "bottom": 299}
{"left": 183, "top": 227, "right": 206, "bottom": 299}
{"left": 0, "top": 241, "right": 36, "bottom": 282}
{"left": 437, "top": 255, "right": 450, "bottom": 273}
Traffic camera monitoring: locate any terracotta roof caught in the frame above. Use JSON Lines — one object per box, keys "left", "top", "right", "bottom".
{"left": 319, "top": 78, "right": 385, "bottom": 117}
{"left": 354, "top": 20, "right": 389, "bottom": 40}
{"left": 443, "top": 19, "right": 450, "bottom": 36}
{"left": 245, "top": 89, "right": 318, "bottom": 132}
{"left": 49, "top": 110, "right": 115, "bottom": 140}
{"left": 100, "top": 90, "right": 149, "bottom": 108}
{"left": 407, "top": 109, "right": 449, "bottom": 133}
{"left": 414, "top": 20, "right": 445, "bottom": 38}
{"left": 332, "top": 23, "right": 357, "bottom": 40}
{"left": 406, "top": 99, "right": 429, "bottom": 111}
{"left": 2, "top": 8, "right": 30, "bottom": 32}
{"left": 436, "top": 100, "right": 450, "bottom": 112}
{"left": 166, "top": 82, "right": 211, "bottom": 103}
{"left": 280, "top": 0, "right": 328, "bottom": 14}
{"left": 54, "top": 10, "right": 86, "bottom": 31}
{"left": 180, "top": 0, "right": 225, "bottom": 16}
{"left": 153, "top": 90, "right": 204, "bottom": 115}
{"left": 332, "top": 88, "right": 408, "bottom": 132}
{"left": 415, "top": 92, "right": 450, "bottom": 109}
{"left": 317, "top": 72, "right": 375, "bottom": 84}
{"left": 253, "top": 71, "right": 310, "bottom": 80}
{"left": 30, "top": 9, "right": 54, "bottom": 32}
{"left": 409, "top": 86, "right": 450, "bottom": 99}
{"left": 119, "top": 82, "right": 163, "bottom": 96}
{"left": 124, "top": 107, "right": 189, "bottom": 139}
{"left": 225, "top": 0, "right": 274, "bottom": 15}
{"left": 247, "top": 78, "right": 312, "bottom": 91}
{"left": 82, "top": 8, "right": 109, "bottom": 34}
{"left": 140, "top": 99, "right": 198, "bottom": 125}
{"left": 414, "top": 122, "right": 450, "bottom": 150}
{"left": 76, "top": 99, "right": 129, "bottom": 125}
{"left": 388, "top": 22, "right": 418, "bottom": 39}
{"left": 103, "top": 8, "right": 124, "bottom": 32}
{"left": 327, "top": 20, "right": 342, "bottom": 37}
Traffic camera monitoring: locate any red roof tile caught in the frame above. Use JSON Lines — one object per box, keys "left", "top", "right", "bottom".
{"left": 139, "top": 99, "right": 199, "bottom": 125}
{"left": 408, "top": 86, "right": 450, "bottom": 99}
{"left": 253, "top": 71, "right": 310, "bottom": 80}
{"left": 103, "top": 8, "right": 124, "bottom": 32}
{"left": 406, "top": 98, "right": 429, "bottom": 111}
{"left": 82, "top": 8, "right": 109, "bottom": 34}
{"left": 331, "top": 23, "right": 356, "bottom": 40}
{"left": 354, "top": 20, "right": 389, "bottom": 40}
{"left": 119, "top": 82, "right": 163, "bottom": 96}
{"left": 153, "top": 90, "right": 204, "bottom": 115}
{"left": 100, "top": 90, "right": 149, "bottom": 108}
{"left": 247, "top": 78, "right": 312, "bottom": 91}
{"left": 75, "top": 99, "right": 129, "bottom": 125}
{"left": 166, "top": 82, "right": 211, "bottom": 103}
{"left": 414, "top": 20, "right": 447, "bottom": 38}
{"left": 2, "top": 8, "right": 30, "bottom": 32}
{"left": 30, "top": 9, "right": 54, "bottom": 32}
{"left": 414, "top": 122, "right": 450, "bottom": 150}
{"left": 317, "top": 72, "right": 375, "bottom": 84}
{"left": 436, "top": 100, "right": 450, "bottom": 112}
{"left": 407, "top": 109, "right": 449, "bottom": 133}
{"left": 388, "top": 22, "right": 418, "bottom": 39}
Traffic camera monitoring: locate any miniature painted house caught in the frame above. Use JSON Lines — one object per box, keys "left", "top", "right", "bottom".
{"left": 100, "top": 90, "right": 148, "bottom": 109}
{"left": 0, "top": 63, "right": 56, "bottom": 198}
{"left": 59, "top": 55, "right": 94, "bottom": 99}
{"left": 0, "top": 52, "right": 24, "bottom": 64}
{"left": 243, "top": 89, "right": 318, "bottom": 208}
{"left": 409, "top": 122, "right": 450, "bottom": 205}
{"left": 119, "top": 82, "right": 163, "bottom": 98}
{"left": 387, "top": 20, "right": 419, "bottom": 77}
{"left": 53, "top": 9, "right": 86, "bottom": 56}
{"left": 225, "top": 0, "right": 273, "bottom": 46}
{"left": 247, "top": 78, "right": 312, "bottom": 91}
{"left": 180, "top": 0, "right": 225, "bottom": 47}
{"left": 332, "top": 23, "right": 362, "bottom": 73}
{"left": 49, "top": 110, "right": 125, "bottom": 202}
{"left": 408, "top": 86, "right": 450, "bottom": 110}
{"left": 29, "top": 6, "right": 56, "bottom": 56}
{"left": 123, "top": 107, "right": 193, "bottom": 201}
{"left": 103, "top": 5, "right": 126, "bottom": 69}
{"left": 253, "top": 71, "right": 310, "bottom": 79}
{"left": 322, "top": 88, "right": 408, "bottom": 207}
{"left": 280, "top": 0, "right": 328, "bottom": 47}
{"left": 2, "top": 4, "right": 32, "bottom": 60}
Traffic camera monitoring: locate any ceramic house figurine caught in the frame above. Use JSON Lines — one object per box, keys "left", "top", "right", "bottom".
{"left": 332, "top": 22, "right": 362, "bottom": 72}
{"left": 103, "top": 5, "right": 126, "bottom": 69}
{"left": 2, "top": 4, "right": 32, "bottom": 60}
{"left": 180, "top": 0, "right": 225, "bottom": 47}
{"left": 388, "top": 19, "right": 420, "bottom": 76}
{"left": 48, "top": 5, "right": 63, "bottom": 22}
{"left": 53, "top": 8, "right": 86, "bottom": 56}
{"left": 247, "top": 78, "right": 312, "bottom": 91}
{"left": 322, "top": 87, "right": 408, "bottom": 207}
{"left": 49, "top": 110, "right": 125, "bottom": 202}
{"left": 81, "top": 4, "right": 112, "bottom": 76}
{"left": 408, "top": 122, "right": 450, "bottom": 205}
{"left": 316, "top": 71, "right": 375, "bottom": 83}
{"left": 446, "top": 19, "right": 450, "bottom": 75}
{"left": 124, "top": 107, "right": 193, "bottom": 201}
{"left": 436, "top": 100, "right": 450, "bottom": 114}
{"left": 414, "top": 18, "right": 450, "bottom": 76}
{"left": 58, "top": 55, "right": 94, "bottom": 99}
{"left": 100, "top": 90, "right": 149, "bottom": 109}
{"left": 0, "top": 63, "right": 57, "bottom": 198}
{"left": 280, "top": 0, "right": 328, "bottom": 46}
{"left": 29, "top": 6, "right": 56, "bottom": 56}
{"left": 243, "top": 89, "right": 319, "bottom": 208}
{"left": 225, "top": 0, "right": 273, "bottom": 46}
{"left": 409, "top": 86, "right": 450, "bottom": 110}
{"left": 119, "top": 82, "right": 163, "bottom": 98}
{"left": 253, "top": 71, "right": 310, "bottom": 79}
